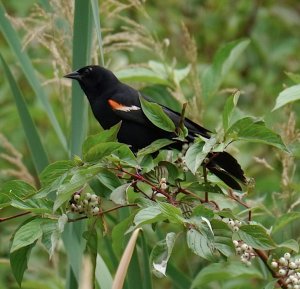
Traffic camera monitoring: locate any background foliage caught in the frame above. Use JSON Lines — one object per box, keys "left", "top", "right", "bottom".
{"left": 1, "top": 0, "right": 300, "bottom": 289}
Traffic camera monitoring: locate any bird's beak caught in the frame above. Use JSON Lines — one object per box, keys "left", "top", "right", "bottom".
{"left": 64, "top": 71, "right": 82, "bottom": 80}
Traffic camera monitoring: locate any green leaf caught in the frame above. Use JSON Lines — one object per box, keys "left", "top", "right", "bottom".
{"left": 11, "top": 218, "right": 46, "bottom": 252}
{"left": 150, "top": 232, "right": 177, "bottom": 277}
{"left": 202, "top": 39, "right": 250, "bottom": 99}
{"left": 192, "top": 205, "right": 214, "bottom": 219}
{"left": 226, "top": 117, "right": 289, "bottom": 152}
{"left": 272, "top": 212, "right": 300, "bottom": 234}
{"left": 116, "top": 67, "right": 170, "bottom": 85}
{"left": 0, "top": 180, "right": 36, "bottom": 202}
{"left": 211, "top": 219, "right": 235, "bottom": 257}
{"left": 277, "top": 239, "right": 299, "bottom": 253}
{"left": 10, "top": 244, "right": 35, "bottom": 286}
{"left": 0, "top": 4, "right": 67, "bottom": 151}
{"left": 137, "top": 139, "right": 174, "bottom": 157}
{"left": 158, "top": 201, "right": 184, "bottom": 224}
{"left": 39, "top": 161, "right": 74, "bottom": 187}
{"left": 110, "top": 184, "right": 130, "bottom": 205}
{"left": 140, "top": 97, "right": 176, "bottom": 132}
{"left": 11, "top": 198, "right": 52, "bottom": 214}
{"left": 182, "top": 182, "right": 223, "bottom": 195}
{"left": 185, "top": 141, "right": 205, "bottom": 174}
{"left": 186, "top": 228, "right": 215, "bottom": 261}
{"left": 134, "top": 206, "right": 165, "bottom": 226}
{"left": 1, "top": 55, "right": 49, "bottom": 173}
{"left": 82, "top": 123, "right": 121, "bottom": 155}
{"left": 191, "top": 261, "right": 263, "bottom": 288}
{"left": 222, "top": 91, "right": 240, "bottom": 131}
{"left": 84, "top": 142, "right": 124, "bottom": 162}
{"left": 238, "top": 225, "right": 276, "bottom": 250}
{"left": 53, "top": 165, "right": 102, "bottom": 211}
{"left": 272, "top": 84, "right": 300, "bottom": 111}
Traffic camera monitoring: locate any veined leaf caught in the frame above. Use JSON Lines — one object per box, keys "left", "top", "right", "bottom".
{"left": 137, "top": 139, "right": 174, "bottom": 157}
{"left": 82, "top": 123, "right": 121, "bottom": 155}
{"left": 10, "top": 244, "right": 35, "bottom": 286}
{"left": 226, "top": 117, "right": 289, "bottom": 152}
{"left": 202, "top": 39, "right": 250, "bottom": 99}
{"left": 272, "top": 84, "right": 300, "bottom": 111}
{"left": 151, "top": 232, "right": 177, "bottom": 277}
{"left": 11, "top": 218, "right": 46, "bottom": 252}
{"left": 185, "top": 141, "right": 205, "bottom": 174}
{"left": 238, "top": 224, "right": 276, "bottom": 250}
{"left": 140, "top": 97, "right": 176, "bottom": 132}
{"left": 191, "top": 261, "right": 263, "bottom": 288}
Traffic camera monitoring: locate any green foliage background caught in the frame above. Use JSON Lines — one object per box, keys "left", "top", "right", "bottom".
{"left": 0, "top": 1, "right": 300, "bottom": 289}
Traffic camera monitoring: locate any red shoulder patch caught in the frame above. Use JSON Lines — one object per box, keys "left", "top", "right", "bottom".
{"left": 108, "top": 99, "right": 124, "bottom": 110}
{"left": 108, "top": 99, "right": 140, "bottom": 112}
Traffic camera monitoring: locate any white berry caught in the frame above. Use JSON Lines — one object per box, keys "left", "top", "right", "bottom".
{"left": 284, "top": 253, "right": 291, "bottom": 260}
{"left": 271, "top": 261, "right": 278, "bottom": 268}
{"left": 290, "top": 262, "right": 297, "bottom": 269}
{"left": 241, "top": 244, "right": 249, "bottom": 251}
{"left": 233, "top": 240, "right": 239, "bottom": 247}
{"left": 279, "top": 269, "right": 286, "bottom": 276}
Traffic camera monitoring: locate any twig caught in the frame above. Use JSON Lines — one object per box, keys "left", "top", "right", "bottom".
{"left": 0, "top": 211, "right": 31, "bottom": 223}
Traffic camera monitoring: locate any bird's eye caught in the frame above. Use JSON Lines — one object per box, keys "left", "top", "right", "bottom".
{"left": 83, "top": 67, "right": 93, "bottom": 75}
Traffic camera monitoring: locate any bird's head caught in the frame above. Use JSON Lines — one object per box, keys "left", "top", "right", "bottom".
{"left": 64, "top": 65, "right": 118, "bottom": 99}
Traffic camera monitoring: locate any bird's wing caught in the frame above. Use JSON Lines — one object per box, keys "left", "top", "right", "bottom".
{"left": 108, "top": 85, "right": 211, "bottom": 138}
{"left": 107, "top": 88, "right": 154, "bottom": 128}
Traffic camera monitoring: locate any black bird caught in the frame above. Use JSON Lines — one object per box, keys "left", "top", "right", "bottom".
{"left": 64, "top": 65, "right": 246, "bottom": 190}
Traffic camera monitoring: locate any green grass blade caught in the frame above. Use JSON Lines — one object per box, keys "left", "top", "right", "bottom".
{"left": 64, "top": 2, "right": 93, "bottom": 289}
{"left": 0, "top": 3, "right": 67, "bottom": 152}
{"left": 1, "top": 55, "right": 49, "bottom": 174}
{"left": 70, "top": 0, "right": 93, "bottom": 156}
{"left": 91, "top": 0, "right": 105, "bottom": 66}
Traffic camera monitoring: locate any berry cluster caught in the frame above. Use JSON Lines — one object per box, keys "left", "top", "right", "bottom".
{"left": 271, "top": 253, "right": 300, "bottom": 288}
{"left": 69, "top": 191, "right": 100, "bottom": 216}
{"left": 223, "top": 218, "right": 242, "bottom": 232}
{"left": 233, "top": 240, "right": 256, "bottom": 266}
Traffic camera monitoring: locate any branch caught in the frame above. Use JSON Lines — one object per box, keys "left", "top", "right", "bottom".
{"left": 0, "top": 211, "right": 31, "bottom": 223}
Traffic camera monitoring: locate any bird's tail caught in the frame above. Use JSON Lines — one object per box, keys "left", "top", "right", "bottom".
{"left": 206, "top": 151, "right": 246, "bottom": 190}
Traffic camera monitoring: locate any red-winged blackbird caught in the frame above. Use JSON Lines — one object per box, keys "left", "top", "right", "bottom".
{"left": 64, "top": 65, "right": 246, "bottom": 190}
